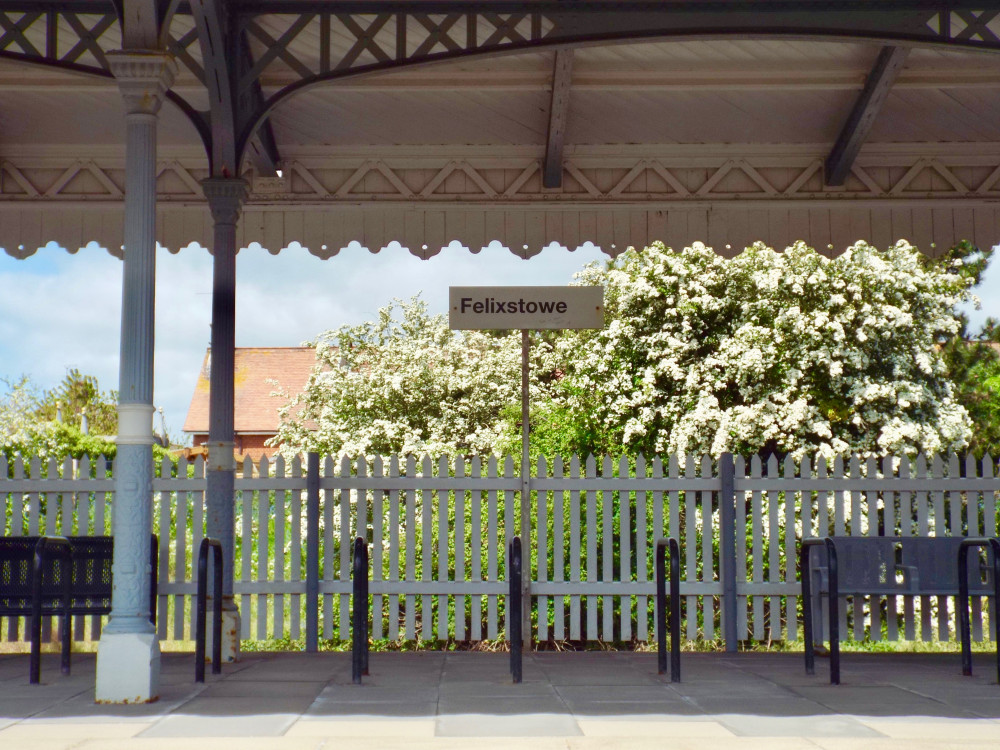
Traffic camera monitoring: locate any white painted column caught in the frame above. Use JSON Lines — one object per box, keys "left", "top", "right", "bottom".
{"left": 97, "top": 51, "right": 176, "bottom": 704}
{"left": 202, "top": 177, "right": 248, "bottom": 662}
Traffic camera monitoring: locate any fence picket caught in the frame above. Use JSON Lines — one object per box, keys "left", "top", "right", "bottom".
{"left": 487, "top": 456, "right": 499, "bottom": 639}
{"left": 734, "top": 455, "right": 747, "bottom": 639}
{"left": 783, "top": 455, "right": 797, "bottom": 641}
{"left": 701, "top": 455, "right": 714, "bottom": 641}
{"left": 290, "top": 456, "right": 303, "bottom": 640}
{"left": 437, "top": 455, "right": 448, "bottom": 641}
{"left": 634, "top": 454, "right": 646, "bottom": 641}
{"left": 323, "top": 456, "right": 335, "bottom": 640}
{"left": 866, "top": 457, "right": 881, "bottom": 642}
{"left": 936, "top": 455, "right": 950, "bottom": 639}
{"left": 586, "top": 455, "right": 598, "bottom": 640}
{"left": 602, "top": 455, "right": 613, "bottom": 640}
{"left": 751, "top": 455, "right": 764, "bottom": 640}
{"left": 372, "top": 456, "right": 384, "bottom": 640}
{"left": 767, "top": 454, "right": 781, "bottom": 639}
{"left": 339, "top": 455, "right": 352, "bottom": 639}
{"left": 421, "top": 455, "right": 433, "bottom": 641}
{"left": 176, "top": 455, "right": 191, "bottom": 641}
{"left": 987, "top": 455, "right": 997, "bottom": 641}
{"left": 965, "top": 454, "right": 983, "bottom": 641}
{"left": 404, "top": 455, "right": 417, "bottom": 640}
{"left": 240, "top": 456, "right": 253, "bottom": 640}
{"left": 454, "top": 455, "right": 465, "bottom": 641}
{"left": 257, "top": 455, "right": 271, "bottom": 641}
{"left": 536, "top": 456, "right": 548, "bottom": 642}
{"left": 389, "top": 455, "right": 401, "bottom": 641}
{"left": 570, "top": 454, "right": 581, "bottom": 641}
{"left": 471, "top": 456, "right": 483, "bottom": 641}
{"left": 157, "top": 455, "right": 172, "bottom": 642}
{"left": 552, "top": 455, "right": 565, "bottom": 641}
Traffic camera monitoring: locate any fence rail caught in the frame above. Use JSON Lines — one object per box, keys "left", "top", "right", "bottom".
{"left": 2, "top": 451, "right": 998, "bottom": 647}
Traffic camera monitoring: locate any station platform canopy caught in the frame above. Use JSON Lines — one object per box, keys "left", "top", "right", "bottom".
{"left": 2, "top": 2, "right": 1000, "bottom": 258}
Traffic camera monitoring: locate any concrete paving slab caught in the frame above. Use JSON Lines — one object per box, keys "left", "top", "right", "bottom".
{"left": 169, "top": 695, "right": 316, "bottom": 717}
{"left": 537, "top": 669, "right": 661, "bottom": 686}
{"left": 78, "top": 738, "right": 326, "bottom": 749}
{"left": 139, "top": 711, "right": 300, "bottom": 738}
{"left": 197, "top": 680, "right": 324, "bottom": 698}
{"left": 0, "top": 721, "right": 151, "bottom": 739}
{"left": 811, "top": 739, "right": 989, "bottom": 750}
{"left": 564, "top": 737, "right": 823, "bottom": 750}
{"left": 561, "top": 700, "right": 706, "bottom": 717}
{"left": 303, "top": 701, "right": 439, "bottom": 717}
{"left": 311, "top": 684, "right": 438, "bottom": 703}
{"left": 29, "top": 682, "right": 202, "bottom": 721}
{"left": 714, "top": 713, "right": 884, "bottom": 738}
{"left": 954, "top": 697, "right": 1000, "bottom": 719}
{"left": 284, "top": 717, "right": 437, "bottom": 737}
{"left": 435, "top": 712, "right": 581, "bottom": 736}
{"left": 555, "top": 685, "right": 677, "bottom": 702}
{"left": 0, "top": 697, "right": 66, "bottom": 720}
{"left": 857, "top": 716, "right": 1000, "bottom": 740}
{"left": 438, "top": 680, "right": 555, "bottom": 697}
{"left": 576, "top": 717, "right": 734, "bottom": 737}
{"left": 438, "top": 695, "right": 570, "bottom": 715}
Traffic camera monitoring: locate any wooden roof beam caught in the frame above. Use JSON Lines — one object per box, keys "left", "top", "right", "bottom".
{"left": 825, "top": 45, "right": 909, "bottom": 187}
{"left": 543, "top": 49, "right": 573, "bottom": 189}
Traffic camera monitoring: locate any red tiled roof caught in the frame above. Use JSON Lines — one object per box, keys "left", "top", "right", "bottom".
{"left": 182, "top": 347, "right": 316, "bottom": 435}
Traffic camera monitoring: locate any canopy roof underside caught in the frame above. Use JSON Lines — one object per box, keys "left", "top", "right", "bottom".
{"left": 4, "top": 18, "right": 1000, "bottom": 258}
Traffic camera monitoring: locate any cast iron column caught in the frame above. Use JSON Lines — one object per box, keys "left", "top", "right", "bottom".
{"left": 97, "top": 51, "right": 175, "bottom": 703}
{"left": 202, "top": 177, "right": 248, "bottom": 661}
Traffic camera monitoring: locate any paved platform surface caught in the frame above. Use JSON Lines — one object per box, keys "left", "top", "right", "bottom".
{"left": 1, "top": 649, "right": 999, "bottom": 749}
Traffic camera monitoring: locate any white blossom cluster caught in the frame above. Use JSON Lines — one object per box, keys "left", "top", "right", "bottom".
{"left": 0, "top": 378, "right": 37, "bottom": 450}
{"left": 556, "top": 240, "right": 973, "bottom": 459}
{"left": 271, "top": 297, "right": 553, "bottom": 458}
{"left": 0, "top": 377, "right": 64, "bottom": 459}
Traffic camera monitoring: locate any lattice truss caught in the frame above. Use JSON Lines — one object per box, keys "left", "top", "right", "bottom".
{"left": 1, "top": 6, "right": 1000, "bottom": 109}
{"left": 4, "top": 151, "right": 1000, "bottom": 204}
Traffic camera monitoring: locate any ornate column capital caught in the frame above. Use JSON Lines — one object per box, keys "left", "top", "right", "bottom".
{"left": 202, "top": 177, "right": 250, "bottom": 226}
{"left": 108, "top": 51, "right": 177, "bottom": 116}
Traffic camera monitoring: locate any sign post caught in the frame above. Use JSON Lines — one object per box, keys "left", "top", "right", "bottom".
{"left": 450, "top": 286, "right": 604, "bottom": 648}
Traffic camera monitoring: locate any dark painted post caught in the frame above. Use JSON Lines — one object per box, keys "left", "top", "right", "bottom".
{"left": 202, "top": 176, "right": 248, "bottom": 662}
{"left": 719, "top": 452, "right": 738, "bottom": 652}
{"left": 306, "top": 452, "right": 320, "bottom": 652}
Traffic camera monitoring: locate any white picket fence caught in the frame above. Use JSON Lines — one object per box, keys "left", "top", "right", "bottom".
{"left": 1, "top": 452, "right": 998, "bottom": 646}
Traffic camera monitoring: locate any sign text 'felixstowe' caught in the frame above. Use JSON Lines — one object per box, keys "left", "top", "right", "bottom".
{"left": 449, "top": 286, "right": 604, "bottom": 330}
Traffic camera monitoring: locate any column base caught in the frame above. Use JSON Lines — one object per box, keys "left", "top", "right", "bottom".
{"left": 95, "top": 632, "right": 161, "bottom": 703}
{"left": 205, "top": 598, "right": 241, "bottom": 663}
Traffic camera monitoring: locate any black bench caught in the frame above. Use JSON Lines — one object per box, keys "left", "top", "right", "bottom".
{"left": 800, "top": 535, "right": 998, "bottom": 684}
{"left": 0, "top": 535, "right": 157, "bottom": 683}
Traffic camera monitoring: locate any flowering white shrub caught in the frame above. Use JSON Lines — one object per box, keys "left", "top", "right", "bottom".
{"left": 0, "top": 376, "right": 42, "bottom": 455}
{"left": 271, "top": 297, "right": 555, "bottom": 458}
{"left": 554, "top": 240, "right": 973, "bottom": 459}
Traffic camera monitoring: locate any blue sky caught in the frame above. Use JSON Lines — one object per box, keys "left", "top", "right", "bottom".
{"left": 1, "top": 240, "right": 997, "bottom": 443}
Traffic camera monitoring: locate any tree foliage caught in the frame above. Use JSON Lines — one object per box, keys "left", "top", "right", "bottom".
{"left": 271, "top": 297, "right": 555, "bottom": 458}
{"left": 0, "top": 374, "right": 118, "bottom": 463}
{"left": 34, "top": 368, "right": 118, "bottom": 435}
{"left": 273, "top": 240, "right": 991, "bottom": 461}
{"left": 549, "top": 240, "right": 972, "bottom": 459}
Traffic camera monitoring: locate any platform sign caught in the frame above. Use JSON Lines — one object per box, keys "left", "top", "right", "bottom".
{"left": 449, "top": 286, "right": 604, "bottom": 330}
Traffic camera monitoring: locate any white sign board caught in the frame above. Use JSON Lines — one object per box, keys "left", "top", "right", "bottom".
{"left": 449, "top": 286, "right": 604, "bottom": 330}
